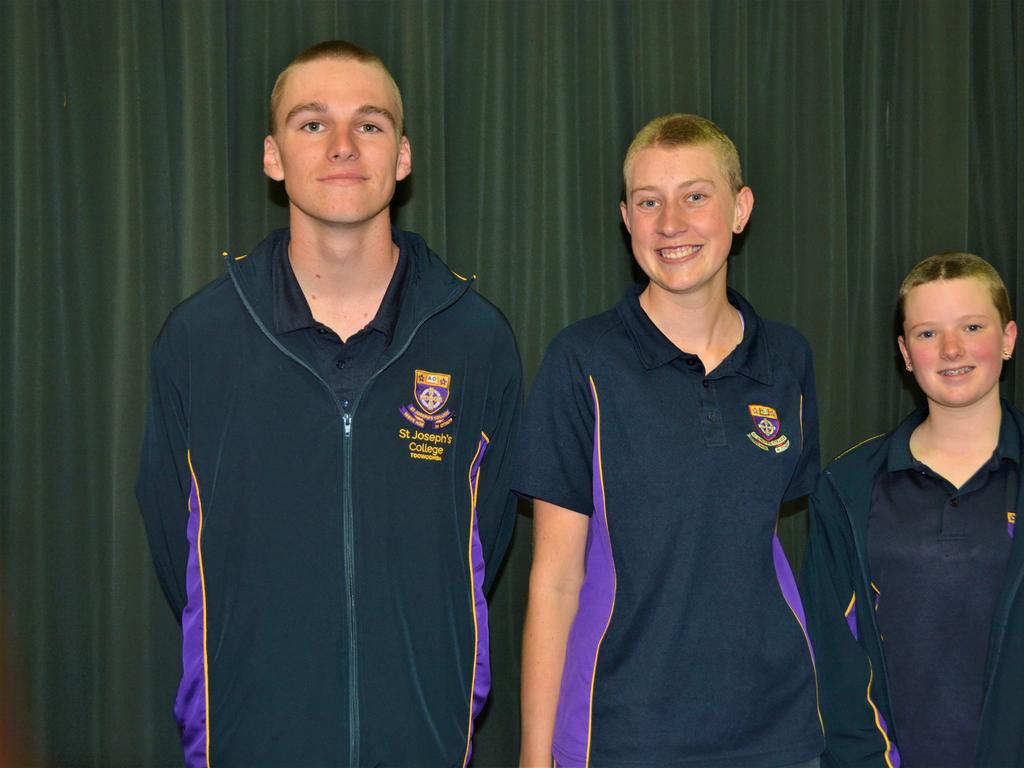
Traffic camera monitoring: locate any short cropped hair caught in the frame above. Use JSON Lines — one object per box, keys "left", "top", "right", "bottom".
{"left": 622, "top": 114, "right": 744, "bottom": 194}
{"left": 268, "top": 40, "right": 404, "bottom": 136}
{"left": 898, "top": 252, "right": 1013, "bottom": 328}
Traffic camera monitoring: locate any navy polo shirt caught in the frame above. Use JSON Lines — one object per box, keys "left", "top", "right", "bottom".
{"left": 271, "top": 230, "right": 409, "bottom": 411}
{"left": 869, "top": 405, "right": 1018, "bottom": 768}
{"left": 514, "top": 285, "right": 823, "bottom": 767}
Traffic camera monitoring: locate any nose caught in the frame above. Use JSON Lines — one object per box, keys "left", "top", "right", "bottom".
{"left": 656, "top": 200, "right": 688, "bottom": 236}
{"left": 940, "top": 332, "right": 964, "bottom": 360}
{"left": 328, "top": 128, "right": 359, "bottom": 162}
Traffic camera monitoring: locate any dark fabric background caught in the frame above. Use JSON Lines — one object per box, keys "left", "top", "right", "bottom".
{"left": 2, "top": 0, "right": 1023, "bottom": 764}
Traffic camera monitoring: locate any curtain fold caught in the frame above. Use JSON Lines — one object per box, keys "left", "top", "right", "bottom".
{"left": 2, "top": 1, "right": 1022, "bottom": 763}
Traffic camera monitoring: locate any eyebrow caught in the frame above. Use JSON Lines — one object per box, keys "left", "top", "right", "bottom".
{"left": 629, "top": 178, "right": 716, "bottom": 196}
{"left": 907, "top": 314, "right": 991, "bottom": 330}
{"left": 284, "top": 101, "right": 397, "bottom": 129}
{"left": 284, "top": 101, "right": 329, "bottom": 126}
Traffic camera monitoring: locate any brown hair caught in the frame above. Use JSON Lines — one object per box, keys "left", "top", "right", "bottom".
{"left": 268, "top": 40, "right": 404, "bottom": 136}
{"left": 622, "top": 114, "right": 743, "bottom": 195}
{"left": 898, "top": 252, "right": 1012, "bottom": 328}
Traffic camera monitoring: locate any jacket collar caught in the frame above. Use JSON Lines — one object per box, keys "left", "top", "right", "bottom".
{"left": 227, "top": 227, "right": 472, "bottom": 353}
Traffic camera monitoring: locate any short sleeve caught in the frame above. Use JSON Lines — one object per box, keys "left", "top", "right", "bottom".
{"left": 783, "top": 333, "right": 820, "bottom": 502}
{"left": 511, "top": 330, "right": 596, "bottom": 516}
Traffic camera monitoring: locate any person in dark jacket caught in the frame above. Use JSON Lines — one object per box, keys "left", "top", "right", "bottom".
{"left": 802, "top": 252, "right": 1024, "bottom": 768}
{"left": 136, "top": 40, "right": 521, "bottom": 767}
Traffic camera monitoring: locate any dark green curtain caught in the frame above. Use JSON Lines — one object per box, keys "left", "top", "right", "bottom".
{"left": 2, "top": 0, "right": 1022, "bottom": 764}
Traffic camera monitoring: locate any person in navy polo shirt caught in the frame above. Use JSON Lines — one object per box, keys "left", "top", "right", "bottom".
{"left": 515, "top": 114, "right": 823, "bottom": 768}
{"left": 802, "top": 253, "right": 1024, "bottom": 768}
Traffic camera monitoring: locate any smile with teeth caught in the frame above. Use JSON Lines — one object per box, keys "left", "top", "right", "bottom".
{"left": 657, "top": 244, "right": 702, "bottom": 261}
{"left": 939, "top": 366, "right": 974, "bottom": 376}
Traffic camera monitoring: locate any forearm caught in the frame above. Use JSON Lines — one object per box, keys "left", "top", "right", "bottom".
{"left": 519, "top": 576, "right": 582, "bottom": 765}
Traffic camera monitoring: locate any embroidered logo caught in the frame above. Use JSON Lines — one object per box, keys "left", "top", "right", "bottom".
{"left": 746, "top": 404, "right": 791, "bottom": 453}
{"left": 401, "top": 369, "right": 455, "bottom": 430}
{"left": 1009, "top": 511, "right": 1016, "bottom": 539}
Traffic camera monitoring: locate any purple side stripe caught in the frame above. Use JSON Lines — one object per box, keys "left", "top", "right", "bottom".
{"left": 552, "top": 379, "right": 616, "bottom": 767}
{"left": 875, "top": 704, "right": 902, "bottom": 768}
{"left": 772, "top": 534, "right": 815, "bottom": 663}
{"left": 176, "top": 470, "right": 208, "bottom": 767}
{"left": 462, "top": 436, "right": 491, "bottom": 767}
{"left": 846, "top": 598, "right": 859, "bottom": 641}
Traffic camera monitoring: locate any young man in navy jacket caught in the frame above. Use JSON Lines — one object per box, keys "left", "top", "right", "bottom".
{"left": 136, "top": 40, "right": 521, "bottom": 767}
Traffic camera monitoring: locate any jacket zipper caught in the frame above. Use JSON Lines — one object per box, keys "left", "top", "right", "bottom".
{"left": 230, "top": 263, "right": 469, "bottom": 765}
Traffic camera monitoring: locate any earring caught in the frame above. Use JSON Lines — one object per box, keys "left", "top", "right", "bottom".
{"left": 905, "top": 362, "right": 913, "bottom": 372}
{"left": 1004, "top": 352, "right": 1013, "bottom": 361}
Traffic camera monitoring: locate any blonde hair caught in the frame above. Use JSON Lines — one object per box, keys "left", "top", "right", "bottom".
{"left": 622, "top": 114, "right": 743, "bottom": 194}
{"left": 898, "top": 252, "right": 1012, "bottom": 328}
{"left": 268, "top": 40, "right": 404, "bottom": 136}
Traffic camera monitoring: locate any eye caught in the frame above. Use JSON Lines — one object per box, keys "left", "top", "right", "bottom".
{"left": 637, "top": 199, "right": 659, "bottom": 209}
{"left": 357, "top": 122, "right": 383, "bottom": 134}
{"left": 966, "top": 323, "right": 983, "bottom": 332}
{"left": 686, "top": 192, "right": 707, "bottom": 203}
{"left": 917, "top": 330, "right": 935, "bottom": 339}
{"left": 301, "top": 121, "right": 326, "bottom": 133}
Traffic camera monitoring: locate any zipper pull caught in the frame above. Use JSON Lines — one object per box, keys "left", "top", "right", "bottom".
{"left": 343, "top": 412, "right": 352, "bottom": 437}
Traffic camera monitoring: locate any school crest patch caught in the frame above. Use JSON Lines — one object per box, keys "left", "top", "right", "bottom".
{"left": 400, "top": 369, "right": 455, "bottom": 429}
{"left": 746, "top": 404, "right": 791, "bottom": 453}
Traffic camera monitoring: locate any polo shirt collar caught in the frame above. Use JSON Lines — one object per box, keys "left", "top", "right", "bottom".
{"left": 886, "top": 399, "right": 1021, "bottom": 473}
{"left": 617, "top": 284, "right": 773, "bottom": 384}
{"left": 271, "top": 228, "right": 409, "bottom": 343}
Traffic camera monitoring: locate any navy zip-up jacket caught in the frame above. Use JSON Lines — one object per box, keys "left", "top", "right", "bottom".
{"left": 136, "top": 228, "right": 522, "bottom": 767}
{"left": 801, "top": 401, "right": 1024, "bottom": 768}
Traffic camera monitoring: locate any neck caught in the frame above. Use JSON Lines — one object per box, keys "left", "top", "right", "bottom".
{"left": 287, "top": 211, "right": 398, "bottom": 304}
{"left": 286, "top": 211, "right": 399, "bottom": 340}
{"left": 915, "top": 390, "right": 1003, "bottom": 455}
{"left": 639, "top": 283, "right": 742, "bottom": 373}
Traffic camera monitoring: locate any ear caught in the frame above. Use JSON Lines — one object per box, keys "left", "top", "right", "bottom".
{"left": 619, "top": 200, "right": 631, "bottom": 234}
{"left": 263, "top": 135, "right": 284, "bottom": 181}
{"left": 897, "top": 335, "right": 912, "bottom": 371}
{"left": 732, "top": 186, "right": 754, "bottom": 233}
{"left": 1003, "top": 320, "right": 1018, "bottom": 358}
{"left": 395, "top": 136, "right": 412, "bottom": 181}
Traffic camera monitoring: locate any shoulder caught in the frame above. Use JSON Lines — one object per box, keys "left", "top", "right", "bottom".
{"left": 820, "top": 431, "right": 890, "bottom": 500}
{"left": 150, "top": 273, "right": 240, "bottom": 361}
{"left": 543, "top": 307, "right": 625, "bottom": 363}
{"left": 760, "top": 317, "right": 814, "bottom": 371}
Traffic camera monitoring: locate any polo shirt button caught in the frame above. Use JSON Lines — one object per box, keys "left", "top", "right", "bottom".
{"left": 341, "top": 399, "right": 350, "bottom": 409}
{"left": 951, "top": 497, "right": 959, "bottom": 507}
{"left": 702, "top": 380, "right": 710, "bottom": 388}
{"left": 336, "top": 359, "right": 346, "bottom": 369}
{"left": 317, "top": 328, "right": 328, "bottom": 335}
{"left": 707, "top": 412, "right": 718, "bottom": 422}
{"left": 686, "top": 359, "right": 696, "bottom": 366}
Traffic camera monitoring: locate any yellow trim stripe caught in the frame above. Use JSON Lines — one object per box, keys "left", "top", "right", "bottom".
{"left": 585, "top": 377, "right": 616, "bottom": 767}
{"left": 832, "top": 433, "right": 886, "bottom": 463}
{"left": 232, "top": 253, "right": 248, "bottom": 261}
{"left": 186, "top": 450, "right": 212, "bottom": 767}
{"left": 866, "top": 665, "right": 897, "bottom": 768}
{"left": 461, "top": 432, "right": 489, "bottom": 768}
{"left": 845, "top": 593, "right": 856, "bottom": 618}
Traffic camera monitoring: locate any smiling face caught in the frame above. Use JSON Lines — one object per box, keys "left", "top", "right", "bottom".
{"left": 620, "top": 143, "right": 753, "bottom": 303}
{"left": 899, "top": 277, "right": 1017, "bottom": 413}
{"left": 263, "top": 57, "right": 412, "bottom": 233}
